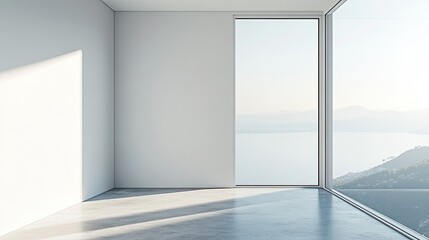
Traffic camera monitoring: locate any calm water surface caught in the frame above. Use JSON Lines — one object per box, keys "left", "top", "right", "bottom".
{"left": 236, "top": 132, "right": 429, "bottom": 183}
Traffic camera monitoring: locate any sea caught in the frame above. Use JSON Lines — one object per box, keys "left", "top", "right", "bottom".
{"left": 236, "top": 131, "right": 429, "bottom": 184}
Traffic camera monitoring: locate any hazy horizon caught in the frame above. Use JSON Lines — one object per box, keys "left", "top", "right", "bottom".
{"left": 236, "top": 104, "right": 429, "bottom": 116}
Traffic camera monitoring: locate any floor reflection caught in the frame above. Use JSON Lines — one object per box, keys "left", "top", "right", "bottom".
{"left": 0, "top": 188, "right": 407, "bottom": 240}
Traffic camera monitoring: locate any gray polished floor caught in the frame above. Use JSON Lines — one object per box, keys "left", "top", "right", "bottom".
{"left": 0, "top": 188, "right": 407, "bottom": 240}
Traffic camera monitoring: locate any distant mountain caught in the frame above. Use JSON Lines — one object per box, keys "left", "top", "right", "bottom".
{"left": 333, "top": 106, "right": 429, "bottom": 133}
{"left": 334, "top": 146, "right": 429, "bottom": 189}
{"left": 334, "top": 105, "right": 379, "bottom": 119}
{"left": 236, "top": 110, "right": 317, "bottom": 133}
{"left": 335, "top": 105, "right": 403, "bottom": 119}
{"left": 236, "top": 106, "right": 429, "bottom": 133}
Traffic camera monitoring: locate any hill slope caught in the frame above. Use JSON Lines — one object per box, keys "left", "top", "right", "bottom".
{"left": 334, "top": 146, "right": 429, "bottom": 189}
{"left": 237, "top": 106, "right": 429, "bottom": 133}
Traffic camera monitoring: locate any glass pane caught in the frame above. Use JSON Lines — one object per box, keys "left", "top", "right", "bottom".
{"left": 235, "top": 19, "right": 319, "bottom": 185}
{"left": 332, "top": 0, "right": 429, "bottom": 237}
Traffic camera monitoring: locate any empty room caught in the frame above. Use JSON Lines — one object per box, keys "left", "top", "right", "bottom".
{"left": 1, "top": 0, "right": 428, "bottom": 239}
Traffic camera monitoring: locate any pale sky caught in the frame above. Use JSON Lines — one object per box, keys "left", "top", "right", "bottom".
{"left": 236, "top": 0, "right": 429, "bottom": 115}
{"left": 333, "top": 0, "right": 429, "bottom": 111}
{"left": 235, "top": 19, "right": 318, "bottom": 115}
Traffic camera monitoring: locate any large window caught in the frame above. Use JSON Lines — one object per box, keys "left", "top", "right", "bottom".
{"left": 235, "top": 19, "right": 319, "bottom": 185}
{"left": 331, "top": 0, "right": 429, "bottom": 238}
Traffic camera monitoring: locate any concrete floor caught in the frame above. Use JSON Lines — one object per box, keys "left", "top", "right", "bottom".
{"left": 0, "top": 188, "right": 407, "bottom": 240}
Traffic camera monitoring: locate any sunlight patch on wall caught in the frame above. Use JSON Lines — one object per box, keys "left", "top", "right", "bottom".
{"left": 0, "top": 50, "right": 83, "bottom": 236}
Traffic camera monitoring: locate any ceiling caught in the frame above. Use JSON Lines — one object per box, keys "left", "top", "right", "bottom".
{"left": 102, "top": 0, "right": 340, "bottom": 12}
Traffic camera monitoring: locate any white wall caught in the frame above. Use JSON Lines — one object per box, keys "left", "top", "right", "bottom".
{"left": 115, "top": 12, "right": 235, "bottom": 187}
{"left": 0, "top": 0, "right": 114, "bottom": 236}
